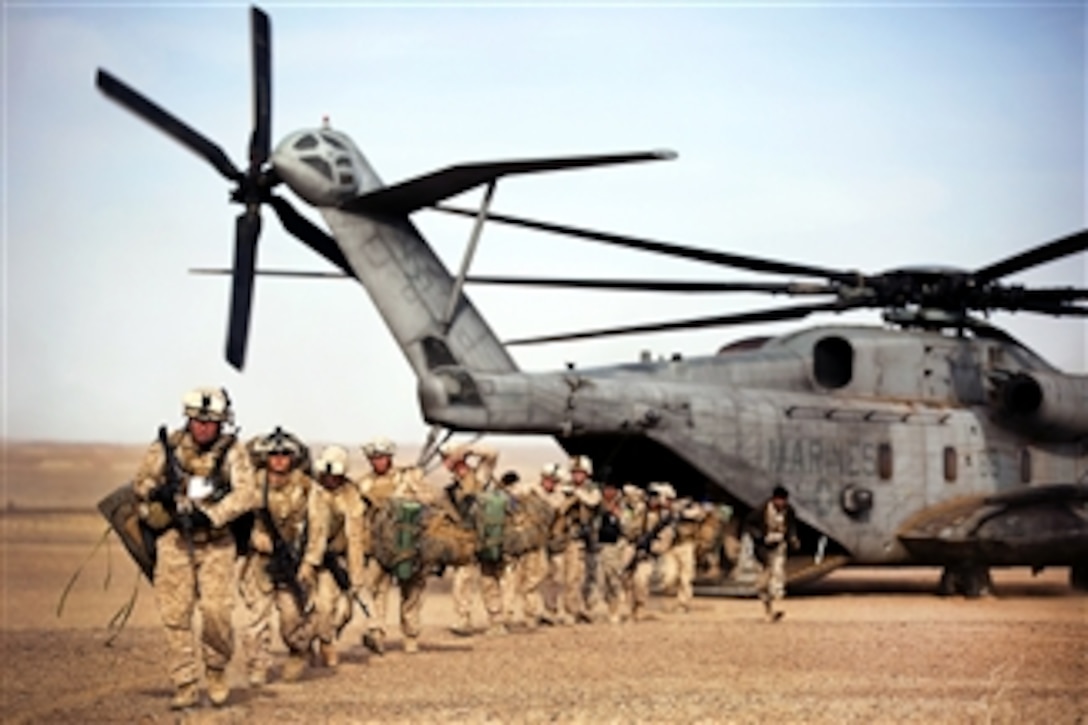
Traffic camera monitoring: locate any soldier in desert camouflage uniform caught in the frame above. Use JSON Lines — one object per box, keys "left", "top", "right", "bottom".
{"left": 311, "top": 445, "right": 368, "bottom": 668}
{"left": 441, "top": 442, "right": 510, "bottom": 636}
{"left": 238, "top": 428, "right": 330, "bottom": 684}
{"left": 629, "top": 483, "right": 678, "bottom": 622}
{"left": 558, "top": 456, "right": 601, "bottom": 624}
{"left": 357, "top": 437, "right": 431, "bottom": 654}
{"left": 441, "top": 439, "right": 500, "bottom": 631}
{"left": 745, "top": 485, "right": 801, "bottom": 622}
{"left": 500, "top": 470, "right": 551, "bottom": 629}
{"left": 130, "top": 386, "right": 256, "bottom": 709}
{"left": 536, "top": 463, "right": 572, "bottom": 625}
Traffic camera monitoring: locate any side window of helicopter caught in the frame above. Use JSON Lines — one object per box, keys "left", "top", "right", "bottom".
{"left": 293, "top": 134, "right": 318, "bottom": 150}
{"left": 813, "top": 337, "right": 853, "bottom": 389}
{"left": 1019, "top": 448, "right": 1032, "bottom": 484}
{"left": 943, "top": 446, "right": 958, "bottom": 483}
{"left": 877, "top": 442, "right": 893, "bottom": 481}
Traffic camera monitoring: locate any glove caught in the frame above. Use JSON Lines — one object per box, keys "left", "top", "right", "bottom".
{"left": 298, "top": 562, "right": 317, "bottom": 593}
{"left": 188, "top": 507, "right": 213, "bottom": 530}
{"left": 138, "top": 501, "right": 173, "bottom": 530}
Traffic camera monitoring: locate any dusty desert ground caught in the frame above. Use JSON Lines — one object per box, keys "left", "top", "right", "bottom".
{"left": 1, "top": 442, "right": 1085, "bottom": 723}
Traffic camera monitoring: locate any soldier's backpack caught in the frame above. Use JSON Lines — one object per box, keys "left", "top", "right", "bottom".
{"left": 392, "top": 499, "right": 423, "bottom": 581}
{"left": 475, "top": 491, "right": 508, "bottom": 563}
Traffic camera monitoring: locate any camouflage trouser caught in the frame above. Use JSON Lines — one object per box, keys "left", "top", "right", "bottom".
{"left": 597, "top": 542, "right": 629, "bottom": 620}
{"left": 478, "top": 558, "right": 506, "bottom": 625}
{"left": 658, "top": 540, "right": 697, "bottom": 611}
{"left": 561, "top": 539, "right": 589, "bottom": 619}
{"left": 153, "top": 529, "right": 236, "bottom": 688}
{"left": 451, "top": 563, "right": 480, "bottom": 622}
{"left": 630, "top": 556, "right": 655, "bottom": 617}
{"left": 543, "top": 549, "right": 565, "bottom": 617}
{"left": 238, "top": 553, "right": 313, "bottom": 665}
{"left": 366, "top": 558, "right": 426, "bottom": 640}
{"left": 312, "top": 569, "right": 353, "bottom": 645}
{"left": 756, "top": 541, "right": 788, "bottom": 603}
{"left": 505, "top": 548, "right": 548, "bottom": 622}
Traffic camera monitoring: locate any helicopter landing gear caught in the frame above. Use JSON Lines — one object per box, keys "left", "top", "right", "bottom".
{"left": 938, "top": 563, "right": 993, "bottom": 598}
{"left": 1070, "top": 564, "right": 1088, "bottom": 592}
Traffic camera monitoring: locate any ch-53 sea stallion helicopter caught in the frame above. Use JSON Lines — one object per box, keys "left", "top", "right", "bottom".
{"left": 98, "top": 6, "right": 1088, "bottom": 597}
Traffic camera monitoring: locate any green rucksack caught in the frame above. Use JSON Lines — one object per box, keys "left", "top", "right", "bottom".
{"left": 476, "top": 491, "right": 508, "bottom": 563}
{"left": 392, "top": 499, "right": 423, "bottom": 581}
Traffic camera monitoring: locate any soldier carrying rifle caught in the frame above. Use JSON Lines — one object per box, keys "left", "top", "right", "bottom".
{"left": 130, "top": 386, "right": 257, "bottom": 710}
{"left": 238, "top": 427, "right": 330, "bottom": 684}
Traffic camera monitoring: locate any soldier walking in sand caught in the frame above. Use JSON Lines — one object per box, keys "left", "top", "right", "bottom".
{"left": 129, "top": 386, "right": 257, "bottom": 709}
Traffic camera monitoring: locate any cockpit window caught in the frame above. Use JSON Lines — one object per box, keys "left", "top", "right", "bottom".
{"left": 294, "top": 134, "right": 318, "bottom": 151}
{"left": 300, "top": 156, "right": 333, "bottom": 181}
{"left": 321, "top": 133, "right": 346, "bottom": 150}
{"left": 338, "top": 174, "right": 355, "bottom": 186}
{"left": 335, "top": 157, "right": 353, "bottom": 168}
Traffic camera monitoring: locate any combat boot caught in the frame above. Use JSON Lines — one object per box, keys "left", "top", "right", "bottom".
{"left": 485, "top": 622, "right": 509, "bottom": 637}
{"left": 206, "top": 668, "right": 230, "bottom": 707}
{"left": 403, "top": 637, "right": 420, "bottom": 654}
{"left": 248, "top": 667, "right": 268, "bottom": 688}
{"left": 169, "top": 681, "right": 199, "bottom": 710}
{"left": 450, "top": 615, "right": 474, "bottom": 637}
{"left": 318, "top": 640, "right": 339, "bottom": 668}
{"left": 282, "top": 651, "right": 308, "bottom": 682}
{"left": 362, "top": 628, "right": 385, "bottom": 655}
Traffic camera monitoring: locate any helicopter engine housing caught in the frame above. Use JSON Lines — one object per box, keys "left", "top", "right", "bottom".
{"left": 995, "top": 370, "right": 1088, "bottom": 442}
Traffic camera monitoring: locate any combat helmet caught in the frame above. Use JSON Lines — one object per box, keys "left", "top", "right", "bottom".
{"left": 315, "top": 445, "right": 350, "bottom": 477}
{"left": 362, "top": 437, "right": 396, "bottom": 459}
{"left": 182, "top": 386, "right": 233, "bottom": 423}
{"left": 249, "top": 426, "right": 310, "bottom": 471}
{"left": 569, "top": 455, "right": 593, "bottom": 476}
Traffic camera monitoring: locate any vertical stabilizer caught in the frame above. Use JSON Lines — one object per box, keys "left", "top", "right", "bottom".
{"left": 318, "top": 207, "right": 517, "bottom": 380}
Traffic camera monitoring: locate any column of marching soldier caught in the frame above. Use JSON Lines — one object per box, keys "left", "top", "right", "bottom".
{"left": 130, "top": 387, "right": 776, "bottom": 711}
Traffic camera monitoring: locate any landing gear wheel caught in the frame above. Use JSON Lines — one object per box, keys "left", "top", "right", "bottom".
{"left": 938, "top": 563, "right": 993, "bottom": 598}
{"left": 1070, "top": 564, "right": 1088, "bottom": 592}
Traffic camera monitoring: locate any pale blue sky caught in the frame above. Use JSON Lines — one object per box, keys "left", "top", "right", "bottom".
{"left": 3, "top": 2, "right": 1085, "bottom": 444}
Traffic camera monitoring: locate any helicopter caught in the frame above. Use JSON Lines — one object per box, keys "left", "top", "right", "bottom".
{"left": 97, "top": 6, "right": 1088, "bottom": 597}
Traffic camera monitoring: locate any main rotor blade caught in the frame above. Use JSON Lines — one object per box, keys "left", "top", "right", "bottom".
{"left": 466, "top": 275, "right": 837, "bottom": 295}
{"left": 268, "top": 195, "right": 355, "bottom": 278}
{"left": 505, "top": 300, "right": 862, "bottom": 346}
{"left": 191, "top": 267, "right": 348, "bottom": 279}
{"left": 974, "top": 229, "right": 1088, "bottom": 283}
{"left": 226, "top": 210, "right": 261, "bottom": 369}
{"left": 248, "top": 7, "right": 272, "bottom": 170}
{"left": 433, "top": 205, "right": 856, "bottom": 282}
{"left": 96, "top": 69, "right": 242, "bottom": 183}
{"left": 1011, "top": 302, "right": 1088, "bottom": 317}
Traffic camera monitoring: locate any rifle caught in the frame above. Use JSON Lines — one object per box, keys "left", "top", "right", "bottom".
{"left": 624, "top": 511, "right": 674, "bottom": 575}
{"left": 322, "top": 551, "right": 371, "bottom": 618}
{"left": 256, "top": 480, "right": 312, "bottom": 614}
{"left": 154, "top": 425, "right": 201, "bottom": 592}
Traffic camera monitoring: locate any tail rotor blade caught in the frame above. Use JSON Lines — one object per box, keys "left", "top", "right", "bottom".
{"left": 248, "top": 7, "right": 272, "bottom": 170}
{"left": 96, "top": 69, "right": 241, "bottom": 183}
{"left": 268, "top": 195, "right": 354, "bottom": 276}
{"left": 226, "top": 210, "right": 261, "bottom": 369}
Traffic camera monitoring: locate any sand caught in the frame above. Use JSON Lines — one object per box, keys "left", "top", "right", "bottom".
{"left": 1, "top": 442, "right": 1084, "bottom": 723}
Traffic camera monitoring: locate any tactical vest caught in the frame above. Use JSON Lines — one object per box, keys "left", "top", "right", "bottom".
{"left": 163, "top": 430, "right": 239, "bottom": 544}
